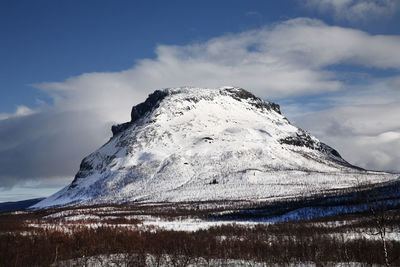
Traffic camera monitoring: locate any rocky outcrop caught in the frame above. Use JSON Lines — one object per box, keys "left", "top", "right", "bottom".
{"left": 279, "top": 129, "right": 319, "bottom": 150}
{"left": 111, "top": 90, "right": 168, "bottom": 136}
{"left": 225, "top": 88, "right": 281, "bottom": 114}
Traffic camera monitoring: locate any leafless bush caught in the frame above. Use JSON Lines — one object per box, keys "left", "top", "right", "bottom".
{"left": 1, "top": 204, "right": 400, "bottom": 266}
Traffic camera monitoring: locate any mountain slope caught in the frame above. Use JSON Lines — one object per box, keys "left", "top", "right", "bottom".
{"left": 32, "top": 87, "right": 397, "bottom": 209}
{"left": 0, "top": 198, "right": 45, "bottom": 213}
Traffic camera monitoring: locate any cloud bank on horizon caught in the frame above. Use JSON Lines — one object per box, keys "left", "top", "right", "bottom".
{"left": 302, "top": 0, "right": 400, "bottom": 23}
{"left": 1, "top": 16, "right": 400, "bottom": 192}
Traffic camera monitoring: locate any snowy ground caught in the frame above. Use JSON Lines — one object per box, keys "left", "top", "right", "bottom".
{"left": 4, "top": 200, "right": 400, "bottom": 267}
{"left": 55, "top": 253, "right": 369, "bottom": 267}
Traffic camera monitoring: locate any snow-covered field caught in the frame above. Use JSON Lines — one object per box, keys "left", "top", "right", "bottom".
{"left": 4, "top": 200, "right": 400, "bottom": 267}
{"left": 55, "top": 253, "right": 368, "bottom": 267}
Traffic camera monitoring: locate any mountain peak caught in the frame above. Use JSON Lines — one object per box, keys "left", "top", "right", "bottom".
{"left": 32, "top": 87, "right": 397, "bottom": 209}
{"left": 112, "top": 87, "right": 280, "bottom": 137}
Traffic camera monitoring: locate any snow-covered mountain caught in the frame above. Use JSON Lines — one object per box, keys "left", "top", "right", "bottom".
{"left": 32, "top": 87, "right": 397, "bottom": 209}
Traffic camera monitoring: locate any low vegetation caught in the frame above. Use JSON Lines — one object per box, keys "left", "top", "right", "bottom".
{"left": 1, "top": 201, "right": 400, "bottom": 266}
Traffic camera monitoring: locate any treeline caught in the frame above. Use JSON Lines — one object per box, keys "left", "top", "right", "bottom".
{"left": 1, "top": 217, "right": 400, "bottom": 266}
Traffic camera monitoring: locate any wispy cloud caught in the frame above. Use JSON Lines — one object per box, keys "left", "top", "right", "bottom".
{"left": 302, "top": 0, "right": 400, "bottom": 23}
{"left": 0, "top": 105, "right": 36, "bottom": 120}
{"left": 1, "top": 18, "right": 400, "bottom": 189}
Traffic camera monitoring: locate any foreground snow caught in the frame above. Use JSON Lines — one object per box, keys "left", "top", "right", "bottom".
{"left": 54, "top": 253, "right": 379, "bottom": 267}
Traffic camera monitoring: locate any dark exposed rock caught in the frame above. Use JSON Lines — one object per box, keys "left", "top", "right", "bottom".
{"left": 279, "top": 130, "right": 318, "bottom": 150}
{"left": 69, "top": 182, "right": 78, "bottom": 189}
{"left": 279, "top": 129, "right": 362, "bottom": 169}
{"left": 318, "top": 143, "right": 363, "bottom": 170}
{"left": 70, "top": 153, "right": 118, "bottom": 188}
{"left": 267, "top": 102, "right": 281, "bottom": 114}
{"left": 279, "top": 129, "right": 336, "bottom": 156}
{"left": 70, "top": 157, "right": 94, "bottom": 188}
{"left": 226, "top": 88, "right": 259, "bottom": 102}
{"left": 111, "top": 90, "right": 169, "bottom": 137}
{"left": 210, "top": 179, "right": 218, "bottom": 185}
{"left": 78, "top": 158, "right": 93, "bottom": 173}
{"left": 225, "top": 88, "right": 281, "bottom": 114}
{"left": 131, "top": 90, "right": 168, "bottom": 122}
{"left": 111, "top": 122, "right": 131, "bottom": 136}
{"left": 319, "top": 143, "right": 342, "bottom": 158}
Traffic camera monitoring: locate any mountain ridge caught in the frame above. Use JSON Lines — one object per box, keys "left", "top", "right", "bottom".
{"left": 32, "top": 87, "right": 397, "bottom": 209}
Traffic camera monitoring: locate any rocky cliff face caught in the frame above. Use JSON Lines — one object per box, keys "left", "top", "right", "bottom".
{"left": 111, "top": 90, "right": 169, "bottom": 136}
{"left": 32, "top": 87, "right": 397, "bottom": 209}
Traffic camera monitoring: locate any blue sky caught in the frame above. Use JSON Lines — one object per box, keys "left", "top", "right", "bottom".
{"left": 0, "top": 0, "right": 296, "bottom": 113}
{"left": 1, "top": 0, "right": 400, "bottom": 201}
{"left": 2, "top": 0, "right": 398, "bottom": 113}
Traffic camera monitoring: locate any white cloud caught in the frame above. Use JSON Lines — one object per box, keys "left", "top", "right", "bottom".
{"left": 296, "top": 104, "right": 400, "bottom": 172}
{"left": 294, "top": 77, "right": 400, "bottom": 172}
{"left": 34, "top": 18, "right": 400, "bottom": 100}
{"left": 0, "top": 105, "right": 36, "bottom": 120}
{"left": 1, "top": 18, "right": 400, "bottom": 190}
{"left": 302, "top": 0, "right": 400, "bottom": 23}
{"left": 270, "top": 18, "right": 400, "bottom": 69}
